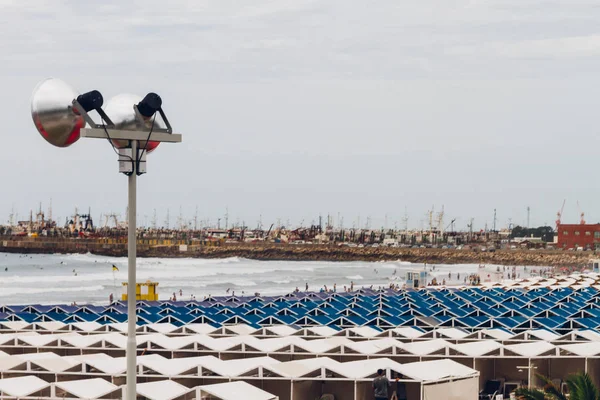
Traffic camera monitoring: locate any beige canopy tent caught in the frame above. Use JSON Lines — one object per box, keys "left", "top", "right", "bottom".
{"left": 199, "top": 381, "right": 279, "bottom": 400}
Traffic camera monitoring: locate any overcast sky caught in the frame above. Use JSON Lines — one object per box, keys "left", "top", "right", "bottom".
{"left": 1, "top": 0, "right": 600, "bottom": 231}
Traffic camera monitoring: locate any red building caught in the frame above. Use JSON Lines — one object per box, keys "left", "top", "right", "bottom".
{"left": 557, "top": 224, "right": 600, "bottom": 250}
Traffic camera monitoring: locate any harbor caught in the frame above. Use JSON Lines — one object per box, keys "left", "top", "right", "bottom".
{"left": 0, "top": 238, "right": 594, "bottom": 267}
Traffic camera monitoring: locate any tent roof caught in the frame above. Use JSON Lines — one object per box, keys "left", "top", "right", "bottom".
{"left": 525, "top": 329, "right": 560, "bottom": 341}
{"left": 295, "top": 337, "right": 349, "bottom": 353}
{"left": 29, "top": 356, "right": 80, "bottom": 372}
{"left": 225, "top": 323, "right": 257, "bottom": 335}
{"left": 436, "top": 327, "right": 469, "bottom": 339}
{"left": 303, "top": 326, "right": 338, "bottom": 336}
{"left": 481, "top": 328, "right": 514, "bottom": 340}
{"left": 263, "top": 325, "right": 298, "bottom": 336}
{"left": 327, "top": 357, "right": 403, "bottom": 379}
{"left": 400, "top": 339, "right": 450, "bottom": 356}
{"left": 85, "top": 356, "right": 127, "bottom": 374}
{"left": 396, "top": 359, "right": 478, "bottom": 382}
{"left": 138, "top": 354, "right": 203, "bottom": 376}
{"left": 199, "top": 381, "right": 277, "bottom": 400}
{"left": 218, "top": 356, "right": 280, "bottom": 377}
{"left": 136, "top": 380, "right": 192, "bottom": 400}
{"left": 143, "top": 323, "right": 178, "bottom": 334}
{"left": 345, "top": 326, "right": 381, "bottom": 337}
{"left": 16, "top": 351, "right": 61, "bottom": 361}
{"left": 183, "top": 323, "right": 219, "bottom": 334}
{"left": 34, "top": 321, "right": 66, "bottom": 331}
{"left": 343, "top": 338, "right": 398, "bottom": 355}
{"left": 0, "top": 375, "right": 49, "bottom": 396}
{"left": 268, "top": 357, "right": 339, "bottom": 378}
{"left": 573, "top": 330, "right": 600, "bottom": 341}
{"left": 71, "top": 321, "right": 104, "bottom": 332}
{"left": 559, "top": 342, "right": 600, "bottom": 357}
{"left": 54, "top": 378, "right": 119, "bottom": 399}
{"left": 450, "top": 340, "right": 503, "bottom": 357}
{"left": 387, "top": 327, "right": 425, "bottom": 338}
{"left": 504, "top": 341, "right": 556, "bottom": 357}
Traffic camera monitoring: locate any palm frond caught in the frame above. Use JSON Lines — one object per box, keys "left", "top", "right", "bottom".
{"left": 565, "top": 373, "right": 600, "bottom": 400}
{"left": 515, "top": 387, "right": 547, "bottom": 400}
{"left": 536, "top": 374, "right": 568, "bottom": 400}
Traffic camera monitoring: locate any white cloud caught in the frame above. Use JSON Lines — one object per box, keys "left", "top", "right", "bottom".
{"left": 1, "top": 0, "right": 600, "bottom": 228}
{"left": 449, "top": 35, "right": 600, "bottom": 59}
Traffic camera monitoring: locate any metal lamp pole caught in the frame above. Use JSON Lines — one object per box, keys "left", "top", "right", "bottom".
{"left": 126, "top": 139, "right": 138, "bottom": 399}
{"left": 30, "top": 79, "right": 182, "bottom": 400}
{"left": 80, "top": 129, "right": 181, "bottom": 400}
{"left": 517, "top": 362, "right": 537, "bottom": 389}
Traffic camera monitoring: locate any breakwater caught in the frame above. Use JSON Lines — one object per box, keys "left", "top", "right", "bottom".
{"left": 0, "top": 237, "right": 594, "bottom": 267}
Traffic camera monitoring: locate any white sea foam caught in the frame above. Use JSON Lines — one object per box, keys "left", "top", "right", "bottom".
{"left": 345, "top": 275, "right": 364, "bottom": 280}
{"left": 0, "top": 252, "right": 550, "bottom": 305}
{"left": 0, "top": 285, "right": 104, "bottom": 297}
{"left": 271, "top": 279, "right": 292, "bottom": 284}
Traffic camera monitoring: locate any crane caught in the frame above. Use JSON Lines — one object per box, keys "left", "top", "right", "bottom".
{"left": 555, "top": 199, "right": 566, "bottom": 231}
{"left": 265, "top": 223, "right": 274, "bottom": 239}
{"left": 445, "top": 218, "right": 456, "bottom": 233}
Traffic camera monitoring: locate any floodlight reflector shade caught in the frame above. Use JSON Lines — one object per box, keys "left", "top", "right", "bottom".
{"left": 137, "top": 93, "right": 162, "bottom": 117}
{"left": 77, "top": 90, "right": 104, "bottom": 112}
{"left": 31, "top": 78, "right": 84, "bottom": 147}
{"left": 104, "top": 93, "right": 164, "bottom": 152}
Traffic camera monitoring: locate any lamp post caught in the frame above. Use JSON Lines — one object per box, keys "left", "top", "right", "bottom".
{"left": 517, "top": 362, "right": 538, "bottom": 389}
{"left": 31, "top": 79, "right": 182, "bottom": 400}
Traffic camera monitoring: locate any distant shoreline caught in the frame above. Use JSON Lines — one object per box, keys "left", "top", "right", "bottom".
{"left": 0, "top": 239, "right": 593, "bottom": 267}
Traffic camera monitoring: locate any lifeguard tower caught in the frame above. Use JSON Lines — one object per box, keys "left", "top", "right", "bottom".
{"left": 122, "top": 281, "right": 159, "bottom": 301}
{"left": 405, "top": 270, "right": 429, "bottom": 289}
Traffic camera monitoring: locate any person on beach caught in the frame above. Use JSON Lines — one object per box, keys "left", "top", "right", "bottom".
{"left": 333, "top": 283, "right": 337, "bottom": 293}
{"left": 391, "top": 373, "right": 407, "bottom": 400}
{"left": 109, "top": 293, "right": 113, "bottom": 304}
{"left": 305, "top": 282, "right": 308, "bottom": 291}
{"left": 373, "top": 369, "right": 391, "bottom": 400}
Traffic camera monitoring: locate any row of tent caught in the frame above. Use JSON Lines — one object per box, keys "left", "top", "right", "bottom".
{"left": 4, "top": 283, "right": 600, "bottom": 332}
{"left": 0, "top": 376, "right": 276, "bottom": 400}
{"left": 0, "top": 351, "right": 477, "bottom": 379}
{"left": 0, "top": 352, "right": 478, "bottom": 400}
{"left": 0, "top": 331, "right": 600, "bottom": 358}
{"left": 2, "top": 320, "right": 600, "bottom": 343}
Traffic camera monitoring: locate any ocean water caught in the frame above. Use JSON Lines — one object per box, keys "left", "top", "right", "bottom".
{"left": 0, "top": 252, "right": 548, "bottom": 305}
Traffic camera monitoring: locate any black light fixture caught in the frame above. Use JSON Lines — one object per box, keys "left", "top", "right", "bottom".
{"left": 136, "top": 92, "right": 162, "bottom": 118}
{"left": 76, "top": 90, "right": 104, "bottom": 112}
